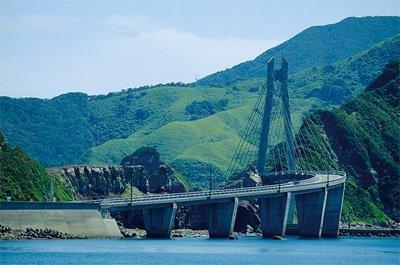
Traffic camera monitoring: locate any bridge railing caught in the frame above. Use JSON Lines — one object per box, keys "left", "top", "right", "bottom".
{"left": 264, "top": 170, "right": 345, "bottom": 177}
{"left": 86, "top": 171, "right": 346, "bottom": 205}
{"left": 0, "top": 171, "right": 345, "bottom": 205}
{"left": 96, "top": 171, "right": 346, "bottom": 206}
{"left": 89, "top": 170, "right": 314, "bottom": 203}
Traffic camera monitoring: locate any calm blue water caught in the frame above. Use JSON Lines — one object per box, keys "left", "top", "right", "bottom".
{"left": 0, "top": 237, "right": 399, "bottom": 265}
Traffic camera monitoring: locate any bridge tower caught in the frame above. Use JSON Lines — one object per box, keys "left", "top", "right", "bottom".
{"left": 256, "top": 57, "right": 296, "bottom": 174}
{"left": 256, "top": 57, "right": 297, "bottom": 226}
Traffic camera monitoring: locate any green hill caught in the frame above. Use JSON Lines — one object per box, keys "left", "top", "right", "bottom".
{"left": 0, "top": 17, "right": 399, "bottom": 188}
{"left": 0, "top": 133, "right": 73, "bottom": 201}
{"left": 296, "top": 34, "right": 400, "bottom": 104}
{"left": 198, "top": 16, "right": 400, "bottom": 86}
{"left": 85, "top": 35, "right": 399, "bottom": 186}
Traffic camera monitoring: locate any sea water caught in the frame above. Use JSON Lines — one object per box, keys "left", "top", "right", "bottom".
{"left": 0, "top": 236, "right": 399, "bottom": 265}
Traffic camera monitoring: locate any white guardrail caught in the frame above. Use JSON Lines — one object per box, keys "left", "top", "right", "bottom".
{"left": 77, "top": 171, "right": 346, "bottom": 207}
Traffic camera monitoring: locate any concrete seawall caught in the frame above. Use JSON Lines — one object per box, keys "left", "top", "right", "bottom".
{"left": 0, "top": 202, "right": 122, "bottom": 238}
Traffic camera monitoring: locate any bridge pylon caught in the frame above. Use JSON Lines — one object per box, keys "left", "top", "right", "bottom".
{"left": 256, "top": 57, "right": 297, "bottom": 225}
{"left": 256, "top": 57, "right": 296, "bottom": 174}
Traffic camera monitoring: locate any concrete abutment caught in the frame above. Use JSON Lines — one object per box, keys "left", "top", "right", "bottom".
{"left": 0, "top": 202, "right": 122, "bottom": 238}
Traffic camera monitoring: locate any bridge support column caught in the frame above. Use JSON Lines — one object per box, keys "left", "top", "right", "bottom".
{"left": 296, "top": 188, "right": 327, "bottom": 237}
{"left": 208, "top": 198, "right": 238, "bottom": 238}
{"left": 259, "top": 192, "right": 291, "bottom": 237}
{"left": 100, "top": 210, "right": 110, "bottom": 218}
{"left": 322, "top": 183, "right": 345, "bottom": 237}
{"left": 142, "top": 203, "right": 177, "bottom": 238}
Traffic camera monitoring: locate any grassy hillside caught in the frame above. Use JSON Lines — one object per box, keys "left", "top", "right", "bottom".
{"left": 85, "top": 35, "right": 399, "bottom": 186}
{"left": 0, "top": 84, "right": 249, "bottom": 168}
{"left": 0, "top": 133, "right": 73, "bottom": 201}
{"left": 198, "top": 16, "right": 400, "bottom": 86}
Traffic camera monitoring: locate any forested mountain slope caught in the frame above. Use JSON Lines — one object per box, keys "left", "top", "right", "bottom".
{"left": 320, "top": 60, "right": 400, "bottom": 222}
{"left": 198, "top": 16, "right": 400, "bottom": 86}
{"left": 0, "top": 133, "right": 72, "bottom": 201}
{"left": 296, "top": 61, "right": 399, "bottom": 222}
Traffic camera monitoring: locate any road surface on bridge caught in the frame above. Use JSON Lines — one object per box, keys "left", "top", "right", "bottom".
{"left": 94, "top": 171, "right": 345, "bottom": 210}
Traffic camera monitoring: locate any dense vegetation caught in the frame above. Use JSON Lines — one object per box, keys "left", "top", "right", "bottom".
{"left": 185, "top": 99, "right": 229, "bottom": 120}
{"left": 0, "top": 133, "right": 73, "bottom": 201}
{"left": 288, "top": 119, "right": 390, "bottom": 223}
{"left": 198, "top": 16, "right": 400, "bottom": 86}
{"left": 321, "top": 60, "right": 399, "bottom": 222}
{"left": 294, "top": 61, "right": 399, "bottom": 222}
{"left": 297, "top": 34, "right": 400, "bottom": 104}
{"left": 0, "top": 93, "right": 95, "bottom": 167}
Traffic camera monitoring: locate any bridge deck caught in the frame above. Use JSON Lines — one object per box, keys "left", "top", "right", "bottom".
{"left": 97, "top": 171, "right": 346, "bottom": 210}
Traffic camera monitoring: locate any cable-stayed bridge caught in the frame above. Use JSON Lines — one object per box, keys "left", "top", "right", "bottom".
{"left": 0, "top": 57, "right": 346, "bottom": 239}
{"left": 94, "top": 57, "right": 346, "bottom": 239}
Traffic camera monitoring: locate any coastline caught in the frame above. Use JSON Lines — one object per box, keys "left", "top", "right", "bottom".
{"left": 1, "top": 224, "right": 399, "bottom": 240}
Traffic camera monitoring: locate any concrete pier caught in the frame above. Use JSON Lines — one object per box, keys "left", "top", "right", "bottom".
{"left": 322, "top": 183, "right": 345, "bottom": 237}
{"left": 259, "top": 192, "right": 291, "bottom": 237}
{"left": 142, "top": 203, "right": 177, "bottom": 238}
{"left": 208, "top": 198, "right": 238, "bottom": 238}
{"left": 296, "top": 188, "right": 327, "bottom": 237}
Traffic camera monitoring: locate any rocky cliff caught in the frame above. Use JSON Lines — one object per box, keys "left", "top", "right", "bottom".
{"left": 48, "top": 166, "right": 126, "bottom": 199}
{"left": 121, "top": 147, "right": 192, "bottom": 193}
{"left": 48, "top": 148, "right": 192, "bottom": 200}
{"left": 225, "top": 165, "right": 262, "bottom": 188}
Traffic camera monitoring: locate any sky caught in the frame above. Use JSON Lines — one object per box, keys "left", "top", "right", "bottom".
{"left": 0, "top": 0, "right": 399, "bottom": 98}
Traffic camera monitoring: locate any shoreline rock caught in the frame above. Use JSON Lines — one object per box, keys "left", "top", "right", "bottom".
{"left": 339, "top": 228, "right": 400, "bottom": 237}
{"left": 172, "top": 229, "right": 208, "bottom": 238}
{"left": 119, "top": 227, "right": 147, "bottom": 238}
{"left": 0, "top": 224, "right": 88, "bottom": 240}
{"left": 2, "top": 223, "right": 399, "bottom": 240}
